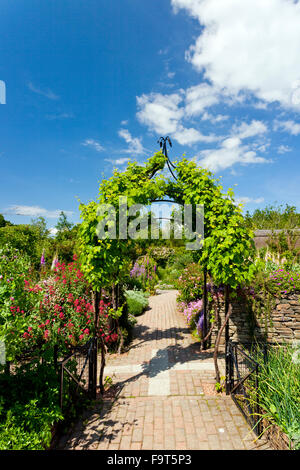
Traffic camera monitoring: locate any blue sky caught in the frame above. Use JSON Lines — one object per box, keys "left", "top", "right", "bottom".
{"left": 1, "top": 0, "right": 300, "bottom": 230}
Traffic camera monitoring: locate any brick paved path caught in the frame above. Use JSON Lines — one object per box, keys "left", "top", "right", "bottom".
{"left": 59, "top": 290, "right": 269, "bottom": 450}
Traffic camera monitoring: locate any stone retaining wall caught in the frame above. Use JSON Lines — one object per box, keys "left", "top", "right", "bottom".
{"left": 210, "top": 291, "right": 300, "bottom": 345}
{"left": 254, "top": 229, "right": 300, "bottom": 249}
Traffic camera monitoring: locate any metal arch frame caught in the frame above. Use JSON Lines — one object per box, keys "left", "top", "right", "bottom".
{"left": 157, "top": 136, "right": 178, "bottom": 181}
{"left": 148, "top": 137, "right": 209, "bottom": 350}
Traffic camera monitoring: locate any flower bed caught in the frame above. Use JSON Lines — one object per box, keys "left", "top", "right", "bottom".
{"left": 0, "top": 245, "right": 122, "bottom": 449}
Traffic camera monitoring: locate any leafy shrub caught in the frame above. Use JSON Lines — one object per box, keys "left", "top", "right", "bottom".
{"left": 147, "top": 246, "right": 175, "bottom": 268}
{"left": 125, "top": 290, "right": 149, "bottom": 316}
{"left": 0, "top": 248, "right": 95, "bottom": 361}
{"left": 168, "top": 250, "right": 195, "bottom": 271}
{"left": 0, "top": 362, "right": 63, "bottom": 450}
{"left": 176, "top": 263, "right": 204, "bottom": 303}
{"left": 157, "top": 266, "right": 180, "bottom": 286}
{"left": 130, "top": 256, "right": 157, "bottom": 294}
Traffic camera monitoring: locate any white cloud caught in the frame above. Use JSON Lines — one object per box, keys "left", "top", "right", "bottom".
{"left": 235, "top": 196, "right": 264, "bottom": 205}
{"left": 136, "top": 91, "right": 217, "bottom": 145}
{"left": 105, "top": 157, "right": 130, "bottom": 166}
{"left": 82, "top": 139, "right": 104, "bottom": 152}
{"left": 6, "top": 205, "right": 73, "bottom": 219}
{"left": 231, "top": 120, "right": 268, "bottom": 139}
{"left": 273, "top": 119, "right": 300, "bottom": 135}
{"left": 171, "top": 0, "right": 300, "bottom": 110}
{"left": 137, "top": 92, "right": 184, "bottom": 135}
{"left": 277, "top": 144, "right": 292, "bottom": 154}
{"left": 185, "top": 83, "right": 219, "bottom": 116}
{"left": 167, "top": 72, "right": 176, "bottom": 79}
{"left": 46, "top": 112, "right": 74, "bottom": 120}
{"left": 49, "top": 227, "right": 58, "bottom": 236}
{"left": 201, "top": 112, "right": 229, "bottom": 123}
{"left": 174, "top": 125, "right": 217, "bottom": 145}
{"left": 118, "top": 129, "right": 146, "bottom": 155}
{"left": 28, "top": 82, "right": 59, "bottom": 100}
{"left": 196, "top": 121, "right": 270, "bottom": 172}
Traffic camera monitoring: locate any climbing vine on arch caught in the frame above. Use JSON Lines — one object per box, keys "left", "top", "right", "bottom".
{"left": 78, "top": 149, "right": 256, "bottom": 389}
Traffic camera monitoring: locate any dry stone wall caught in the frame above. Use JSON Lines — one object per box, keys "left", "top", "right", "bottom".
{"left": 210, "top": 291, "right": 300, "bottom": 346}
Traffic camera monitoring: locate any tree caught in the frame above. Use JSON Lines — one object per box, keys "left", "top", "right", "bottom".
{"left": 245, "top": 203, "right": 300, "bottom": 229}
{"left": 55, "top": 211, "right": 73, "bottom": 234}
{"left": 31, "top": 217, "right": 49, "bottom": 238}
{"left": 0, "top": 214, "right": 12, "bottom": 228}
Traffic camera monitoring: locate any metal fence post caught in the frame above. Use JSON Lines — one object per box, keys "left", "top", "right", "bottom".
{"left": 93, "top": 337, "right": 98, "bottom": 399}
{"left": 203, "top": 267, "right": 208, "bottom": 350}
{"left": 255, "top": 363, "right": 261, "bottom": 435}
{"left": 226, "top": 340, "right": 231, "bottom": 395}
{"left": 88, "top": 338, "right": 97, "bottom": 399}
{"left": 59, "top": 364, "right": 64, "bottom": 409}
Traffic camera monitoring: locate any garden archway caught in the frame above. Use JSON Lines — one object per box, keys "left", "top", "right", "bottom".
{"left": 78, "top": 138, "right": 256, "bottom": 388}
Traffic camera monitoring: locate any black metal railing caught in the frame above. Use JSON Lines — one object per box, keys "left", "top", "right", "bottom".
{"left": 226, "top": 340, "right": 262, "bottom": 435}
{"left": 58, "top": 337, "right": 97, "bottom": 409}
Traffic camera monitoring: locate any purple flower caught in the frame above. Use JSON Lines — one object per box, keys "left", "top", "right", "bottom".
{"left": 41, "top": 252, "right": 45, "bottom": 266}
{"left": 195, "top": 311, "right": 204, "bottom": 335}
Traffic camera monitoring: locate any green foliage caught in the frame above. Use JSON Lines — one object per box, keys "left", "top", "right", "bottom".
{"left": 31, "top": 217, "right": 49, "bottom": 238}
{"left": 78, "top": 152, "right": 255, "bottom": 292}
{"left": 156, "top": 249, "right": 195, "bottom": 287}
{"left": 0, "top": 213, "right": 80, "bottom": 274}
{"left": 176, "top": 263, "right": 204, "bottom": 303}
{"left": 0, "top": 224, "right": 45, "bottom": 271}
{"left": 147, "top": 246, "right": 176, "bottom": 268}
{"left": 157, "top": 265, "right": 180, "bottom": 287}
{"left": 55, "top": 211, "right": 74, "bottom": 235}
{"left": 254, "top": 344, "right": 300, "bottom": 449}
{"left": 0, "top": 247, "right": 94, "bottom": 362}
{"left": 0, "top": 214, "right": 12, "bottom": 228}
{"left": 0, "top": 362, "right": 63, "bottom": 450}
{"left": 129, "top": 255, "right": 158, "bottom": 294}
{"left": 245, "top": 204, "right": 300, "bottom": 230}
{"left": 175, "top": 159, "right": 256, "bottom": 288}
{"left": 124, "top": 290, "right": 149, "bottom": 316}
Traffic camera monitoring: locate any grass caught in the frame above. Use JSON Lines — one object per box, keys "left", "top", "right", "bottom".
{"left": 254, "top": 343, "right": 300, "bottom": 449}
